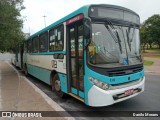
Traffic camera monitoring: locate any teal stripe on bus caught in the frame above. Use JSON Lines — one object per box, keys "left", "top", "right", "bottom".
{"left": 79, "top": 91, "right": 85, "bottom": 99}
{"left": 27, "top": 64, "right": 51, "bottom": 85}
{"left": 30, "top": 51, "right": 66, "bottom": 55}
{"left": 58, "top": 73, "right": 68, "bottom": 94}
{"left": 71, "top": 87, "right": 78, "bottom": 95}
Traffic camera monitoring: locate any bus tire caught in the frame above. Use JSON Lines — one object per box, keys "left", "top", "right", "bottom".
{"left": 53, "top": 74, "right": 65, "bottom": 98}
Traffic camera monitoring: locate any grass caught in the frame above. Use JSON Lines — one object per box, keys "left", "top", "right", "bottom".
{"left": 147, "top": 48, "right": 160, "bottom": 51}
{"left": 144, "top": 60, "right": 154, "bottom": 66}
{"left": 143, "top": 54, "right": 160, "bottom": 58}
{"left": 143, "top": 48, "right": 160, "bottom": 58}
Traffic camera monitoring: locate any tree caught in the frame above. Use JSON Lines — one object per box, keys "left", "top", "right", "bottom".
{"left": 140, "top": 25, "right": 148, "bottom": 51}
{"left": 140, "top": 14, "right": 160, "bottom": 49}
{"left": 0, "top": 0, "right": 25, "bottom": 52}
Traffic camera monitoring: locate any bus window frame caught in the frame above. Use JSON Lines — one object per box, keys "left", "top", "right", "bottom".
{"left": 27, "top": 39, "right": 32, "bottom": 53}
{"left": 49, "top": 24, "right": 64, "bottom": 52}
{"left": 39, "top": 31, "right": 49, "bottom": 52}
{"left": 32, "top": 36, "right": 39, "bottom": 53}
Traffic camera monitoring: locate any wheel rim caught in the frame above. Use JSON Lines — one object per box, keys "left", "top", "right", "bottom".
{"left": 55, "top": 80, "right": 60, "bottom": 91}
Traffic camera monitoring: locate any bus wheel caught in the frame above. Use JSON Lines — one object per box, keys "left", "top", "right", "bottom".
{"left": 53, "top": 74, "right": 64, "bottom": 98}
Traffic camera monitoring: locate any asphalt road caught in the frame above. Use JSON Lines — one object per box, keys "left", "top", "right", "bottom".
{"left": 17, "top": 68, "right": 160, "bottom": 120}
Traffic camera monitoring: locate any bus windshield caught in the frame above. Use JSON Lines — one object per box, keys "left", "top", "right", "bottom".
{"left": 88, "top": 23, "right": 142, "bottom": 68}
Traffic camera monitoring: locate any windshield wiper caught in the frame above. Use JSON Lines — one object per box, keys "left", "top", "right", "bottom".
{"left": 126, "top": 24, "right": 136, "bottom": 51}
{"left": 115, "top": 29, "right": 122, "bottom": 54}
{"left": 126, "top": 29, "right": 131, "bottom": 51}
{"left": 104, "top": 20, "right": 122, "bottom": 53}
{"left": 129, "top": 25, "right": 136, "bottom": 42}
{"left": 105, "top": 25, "right": 117, "bottom": 42}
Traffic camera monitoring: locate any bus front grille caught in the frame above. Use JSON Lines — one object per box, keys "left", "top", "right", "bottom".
{"left": 107, "top": 65, "right": 143, "bottom": 76}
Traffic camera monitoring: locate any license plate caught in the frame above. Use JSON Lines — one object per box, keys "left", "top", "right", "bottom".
{"left": 124, "top": 89, "right": 134, "bottom": 95}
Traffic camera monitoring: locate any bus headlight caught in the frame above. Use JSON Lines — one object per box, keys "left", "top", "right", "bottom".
{"left": 88, "top": 76, "right": 109, "bottom": 90}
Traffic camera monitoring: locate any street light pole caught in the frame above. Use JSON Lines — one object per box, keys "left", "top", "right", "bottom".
{"left": 42, "top": 15, "right": 47, "bottom": 27}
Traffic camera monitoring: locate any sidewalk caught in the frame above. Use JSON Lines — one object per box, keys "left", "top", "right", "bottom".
{"left": 0, "top": 61, "right": 69, "bottom": 120}
{"left": 144, "top": 57, "right": 160, "bottom": 75}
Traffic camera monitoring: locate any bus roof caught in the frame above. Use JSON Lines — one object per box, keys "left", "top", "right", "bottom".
{"left": 28, "top": 4, "right": 139, "bottom": 40}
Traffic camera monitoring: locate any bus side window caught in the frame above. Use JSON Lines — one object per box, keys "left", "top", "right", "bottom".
{"left": 49, "top": 25, "right": 64, "bottom": 52}
{"left": 27, "top": 39, "right": 32, "bottom": 53}
{"left": 78, "top": 25, "right": 83, "bottom": 57}
{"left": 32, "top": 36, "right": 39, "bottom": 52}
{"left": 55, "top": 25, "right": 64, "bottom": 51}
{"left": 39, "top": 32, "right": 48, "bottom": 52}
{"left": 49, "top": 29, "right": 55, "bottom": 51}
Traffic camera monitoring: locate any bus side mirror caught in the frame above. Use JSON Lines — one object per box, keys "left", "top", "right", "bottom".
{"left": 84, "top": 18, "right": 91, "bottom": 40}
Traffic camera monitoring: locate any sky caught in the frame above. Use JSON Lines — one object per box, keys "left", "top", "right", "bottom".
{"left": 21, "top": 0, "right": 160, "bottom": 35}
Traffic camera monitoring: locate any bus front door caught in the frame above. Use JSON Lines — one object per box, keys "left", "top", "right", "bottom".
{"left": 67, "top": 21, "right": 84, "bottom": 100}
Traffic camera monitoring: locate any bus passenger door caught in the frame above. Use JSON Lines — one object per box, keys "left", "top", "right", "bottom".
{"left": 67, "top": 21, "right": 84, "bottom": 100}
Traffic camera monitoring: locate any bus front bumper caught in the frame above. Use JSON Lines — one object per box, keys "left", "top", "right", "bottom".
{"left": 88, "top": 76, "right": 145, "bottom": 107}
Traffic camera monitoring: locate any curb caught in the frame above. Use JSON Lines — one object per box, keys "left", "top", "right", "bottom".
{"left": 7, "top": 61, "right": 75, "bottom": 120}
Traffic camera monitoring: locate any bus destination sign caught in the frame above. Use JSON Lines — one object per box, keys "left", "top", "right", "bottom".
{"left": 66, "top": 14, "right": 84, "bottom": 25}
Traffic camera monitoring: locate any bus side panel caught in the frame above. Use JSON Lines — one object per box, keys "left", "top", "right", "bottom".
{"left": 26, "top": 53, "right": 67, "bottom": 86}
{"left": 58, "top": 73, "right": 68, "bottom": 94}
{"left": 26, "top": 54, "right": 66, "bottom": 74}
{"left": 83, "top": 40, "right": 94, "bottom": 105}
{"left": 56, "top": 22, "right": 68, "bottom": 94}
{"left": 27, "top": 64, "right": 51, "bottom": 85}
